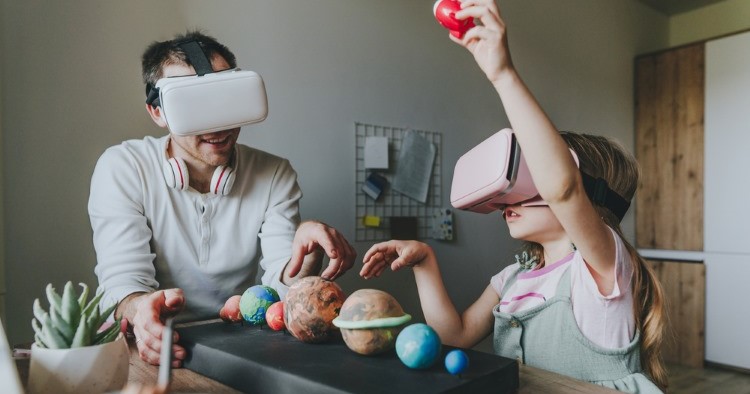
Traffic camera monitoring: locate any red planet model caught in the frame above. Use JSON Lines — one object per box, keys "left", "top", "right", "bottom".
{"left": 219, "top": 295, "right": 242, "bottom": 323}
{"left": 265, "top": 301, "right": 285, "bottom": 331}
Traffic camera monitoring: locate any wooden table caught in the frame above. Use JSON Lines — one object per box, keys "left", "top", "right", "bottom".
{"left": 15, "top": 338, "right": 618, "bottom": 393}
{"left": 519, "top": 365, "right": 620, "bottom": 394}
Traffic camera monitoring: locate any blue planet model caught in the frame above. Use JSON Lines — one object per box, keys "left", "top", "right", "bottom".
{"left": 444, "top": 349, "right": 469, "bottom": 375}
{"left": 239, "top": 285, "right": 280, "bottom": 325}
{"left": 395, "top": 323, "right": 442, "bottom": 369}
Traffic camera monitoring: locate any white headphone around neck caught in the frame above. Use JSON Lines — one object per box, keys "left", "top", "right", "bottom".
{"left": 162, "top": 155, "right": 236, "bottom": 196}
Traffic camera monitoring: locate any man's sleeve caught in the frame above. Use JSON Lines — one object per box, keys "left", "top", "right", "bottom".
{"left": 88, "top": 146, "right": 158, "bottom": 308}
{"left": 258, "top": 158, "right": 302, "bottom": 300}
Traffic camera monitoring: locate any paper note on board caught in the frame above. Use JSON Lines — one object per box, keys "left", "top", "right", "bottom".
{"left": 364, "top": 136, "right": 389, "bottom": 169}
{"left": 392, "top": 130, "right": 435, "bottom": 203}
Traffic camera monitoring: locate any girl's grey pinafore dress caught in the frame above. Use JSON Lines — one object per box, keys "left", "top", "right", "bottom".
{"left": 493, "top": 266, "right": 663, "bottom": 393}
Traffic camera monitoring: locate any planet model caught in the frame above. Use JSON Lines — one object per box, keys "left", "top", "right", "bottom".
{"left": 265, "top": 301, "right": 285, "bottom": 331}
{"left": 239, "top": 285, "right": 280, "bottom": 326}
{"left": 444, "top": 349, "right": 469, "bottom": 375}
{"left": 219, "top": 295, "right": 242, "bottom": 323}
{"left": 284, "top": 276, "right": 346, "bottom": 343}
{"left": 395, "top": 323, "right": 442, "bottom": 369}
{"left": 332, "top": 289, "right": 412, "bottom": 355}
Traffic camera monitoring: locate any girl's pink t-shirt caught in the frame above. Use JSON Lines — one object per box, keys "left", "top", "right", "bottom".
{"left": 490, "top": 227, "right": 635, "bottom": 349}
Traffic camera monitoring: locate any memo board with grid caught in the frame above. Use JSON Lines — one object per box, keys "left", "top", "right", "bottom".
{"left": 355, "top": 122, "right": 443, "bottom": 242}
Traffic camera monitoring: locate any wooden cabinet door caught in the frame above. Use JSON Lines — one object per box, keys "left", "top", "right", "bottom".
{"left": 635, "top": 44, "right": 704, "bottom": 251}
{"left": 645, "top": 259, "right": 705, "bottom": 368}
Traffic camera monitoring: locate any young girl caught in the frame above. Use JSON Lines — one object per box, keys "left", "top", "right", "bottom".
{"left": 360, "top": 1, "right": 666, "bottom": 392}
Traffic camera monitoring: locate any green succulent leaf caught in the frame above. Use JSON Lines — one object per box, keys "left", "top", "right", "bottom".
{"left": 34, "top": 333, "right": 47, "bottom": 349}
{"left": 45, "top": 284, "right": 63, "bottom": 317}
{"left": 77, "top": 282, "right": 90, "bottom": 310}
{"left": 50, "top": 307, "right": 75, "bottom": 343}
{"left": 70, "top": 313, "right": 91, "bottom": 348}
{"left": 32, "top": 298, "right": 46, "bottom": 323}
{"left": 61, "top": 281, "right": 81, "bottom": 328}
{"left": 86, "top": 305, "right": 101, "bottom": 343}
{"left": 93, "top": 303, "right": 118, "bottom": 333}
{"left": 41, "top": 312, "right": 68, "bottom": 349}
{"left": 82, "top": 291, "right": 105, "bottom": 319}
{"left": 94, "top": 319, "right": 121, "bottom": 345}
{"left": 31, "top": 319, "right": 45, "bottom": 347}
{"left": 31, "top": 318, "right": 42, "bottom": 335}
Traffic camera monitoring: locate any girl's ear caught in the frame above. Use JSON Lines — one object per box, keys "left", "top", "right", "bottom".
{"left": 145, "top": 104, "right": 167, "bottom": 128}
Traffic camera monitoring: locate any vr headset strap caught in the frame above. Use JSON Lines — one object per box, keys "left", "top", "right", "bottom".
{"left": 175, "top": 39, "right": 213, "bottom": 76}
{"left": 146, "top": 85, "right": 160, "bottom": 107}
{"left": 580, "top": 172, "right": 631, "bottom": 221}
{"left": 146, "top": 39, "right": 214, "bottom": 106}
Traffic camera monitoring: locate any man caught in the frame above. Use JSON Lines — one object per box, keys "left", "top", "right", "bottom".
{"left": 88, "top": 31, "right": 355, "bottom": 367}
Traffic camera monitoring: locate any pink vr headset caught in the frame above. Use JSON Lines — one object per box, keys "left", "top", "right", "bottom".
{"left": 450, "top": 128, "right": 631, "bottom": 221}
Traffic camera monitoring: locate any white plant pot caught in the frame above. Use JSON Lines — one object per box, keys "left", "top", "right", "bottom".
{"left": 28, "top": 333, "right": 129, "bottom": 394}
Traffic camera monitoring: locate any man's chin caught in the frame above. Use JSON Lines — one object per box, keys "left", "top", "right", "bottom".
{"left": 206, "top": 156, "right": 232, "bottom": 167}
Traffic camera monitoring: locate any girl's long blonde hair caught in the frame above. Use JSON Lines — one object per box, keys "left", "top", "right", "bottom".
{"left": 521, "top": 132, "right": 667, "bottom": 390}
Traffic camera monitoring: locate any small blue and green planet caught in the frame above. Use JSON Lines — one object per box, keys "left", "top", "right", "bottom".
{"left": 239, "top": 285, "right": 280, "bottom": 325}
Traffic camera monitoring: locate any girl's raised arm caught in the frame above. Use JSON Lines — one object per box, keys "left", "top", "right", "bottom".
{"left": 453, "top": 0, "right": 616, "bottom": 291}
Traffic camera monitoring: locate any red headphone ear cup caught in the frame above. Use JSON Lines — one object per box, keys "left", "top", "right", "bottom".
{"left": 210, "top": 165, "right": 236, "bottom": 196}
{"left": 163, "top": 157, "right": 190, "bottom": 191}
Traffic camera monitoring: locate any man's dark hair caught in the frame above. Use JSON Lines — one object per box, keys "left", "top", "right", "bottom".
{"left": 141, "top": 30, "right": 237, "bottom": 93}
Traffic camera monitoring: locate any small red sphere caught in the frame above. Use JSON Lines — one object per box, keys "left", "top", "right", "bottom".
{"left": 219, "top": 295, "right": 242, "bottom": 323}
{"left": 265, "top": 301, "right": 285, "bottom": 331}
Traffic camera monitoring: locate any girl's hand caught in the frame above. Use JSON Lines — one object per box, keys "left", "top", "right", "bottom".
{"left": 360, "top": 240, "right": 433, "bottom": 279}
{"left": 452, "top": 0, "right": 512, "bottom": 85}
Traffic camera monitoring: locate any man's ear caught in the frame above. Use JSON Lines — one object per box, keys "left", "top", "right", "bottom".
{"left": 145, "top": 104, "right": 168, "bottom": 128}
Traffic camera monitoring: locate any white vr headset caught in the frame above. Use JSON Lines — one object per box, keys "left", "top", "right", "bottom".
{"left": 146, "top": 40, "right": 268, "bottom": 136}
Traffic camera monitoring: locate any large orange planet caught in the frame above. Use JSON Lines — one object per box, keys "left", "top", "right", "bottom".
{"left": 332, "top": 289, "right": 411, "bottom": 355}
{"left": 284, "top": 276, "right": 346, "bottom": 343}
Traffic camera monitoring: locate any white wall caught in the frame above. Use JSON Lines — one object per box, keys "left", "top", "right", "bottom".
{"left": 0, "top": 0, "right": 4, "bottom": 325}
{"left": 704, "top": 30, "right": 750, "bottom": 369}
{"left": 0, "top": 0, "right": 667, "bottom": 345}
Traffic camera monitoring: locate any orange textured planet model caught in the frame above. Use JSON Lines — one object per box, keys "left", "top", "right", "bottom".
{"left": 284, "top": 276, "right": 346, "bottom": 343}
{"left": 332, "top": 289, "right": 411, "bottom": 355}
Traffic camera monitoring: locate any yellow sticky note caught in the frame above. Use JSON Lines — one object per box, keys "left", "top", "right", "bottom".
{"left": 363, "top": 215, "right": 381, "bottom": 227}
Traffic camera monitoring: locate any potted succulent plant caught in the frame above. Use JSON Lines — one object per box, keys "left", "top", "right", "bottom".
{"left": 28, "top": 281, "right": 129, "bottom": 394}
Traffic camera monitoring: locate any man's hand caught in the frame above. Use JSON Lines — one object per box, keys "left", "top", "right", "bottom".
{"left": 122, "top": 289, "right": 186, "bottom": 368}
{"left": 285, "top": 221, "right": 356, "bottom": 281}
